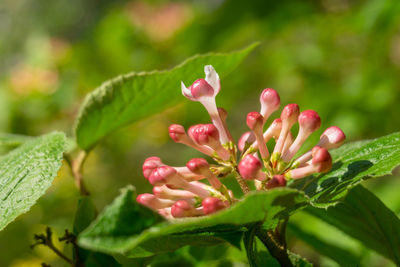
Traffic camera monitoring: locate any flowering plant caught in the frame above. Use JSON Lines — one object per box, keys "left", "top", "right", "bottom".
{"left": 2, "top": 45, "right": 400, "bottom": 266}
{"left": 137, "top": 65, "right": 346, "bottom": 220}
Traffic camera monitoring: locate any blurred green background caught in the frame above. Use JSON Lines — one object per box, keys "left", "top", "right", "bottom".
{"left": 0, "top": 0, "right": 400, "bottom": 266}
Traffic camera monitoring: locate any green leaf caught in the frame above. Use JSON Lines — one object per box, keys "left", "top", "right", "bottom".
{"left": 187, "top": 244, "right": 229, "bottom": 262}
{"left": 253, "top": 248, "right": 280, "bottom": 267}
{"left": 73, "top": 196, "right": 121, "bottom": 267}
{"left": 73, "top": 196, "right": 97, "bottom": 235}
{"left": 287, "top": 223, "right": 360, "bottom": 266}
{"left": 83, "top": 253, "right": 122, "bottom": 267}
{"left": 78, "top": 185, "right": 164, "bottom": 257}
{"left": 74, "top": 43, "right": 258, "bottom": 151}
{"left": 0, "top": 133, "right": 33, "bottom": 148}
{"left": 306, "top": 185, "right": 400, "bottom": 265}
{"left": 0, "top": 132, "right": 66, "bottom": 231}
{"left": 143, "top": 253, "right": 193, "bottom": 267}
{"left": 291, "top": 132, "right": 400, "bottom": 207}
{"left": 243, "top": 225, "right": 258, "bottom": 267}
{"left": 78, "top": 186, "right": 308, "bottom": 257}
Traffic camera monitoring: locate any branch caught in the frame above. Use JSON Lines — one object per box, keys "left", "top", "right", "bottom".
{"left": 233, "top": 169, "right": 251, "bottom": 194}
{"left": 31, "top": 227, "right": 74, "bottom": 265}
{"left": 65, "top": 151, "right": 90, "bottom": 196}
{"left": 255, "top": 223, "right": 293, "bottom": 267}
{"left": 59, "top": 230, "right": 84, "bottom": 267}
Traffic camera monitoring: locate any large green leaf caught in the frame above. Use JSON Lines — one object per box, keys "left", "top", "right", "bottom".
{"left": 74, "top": 43, "right": 258, "bottom": 150}
{"left": 78, "top": 186, "right": 308, "bottom": 257}
{"left": 306, "top": 185, "right": 400, "bottom": 265}
{"left": 73, "top": 196, "right": 98, "bottom": 235}
{"left": 0, "top": 132, "right": 66, "bottom": 231}
{"left": 291, "top": 132, "right": 400, "bottom": 207}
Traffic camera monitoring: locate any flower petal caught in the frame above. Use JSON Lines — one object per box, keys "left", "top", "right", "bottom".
{"left": 204, "top": 65, "right": 220, "bottom": 96}
{"left": 181, "top": 81, "right": 194, "bottom": 100}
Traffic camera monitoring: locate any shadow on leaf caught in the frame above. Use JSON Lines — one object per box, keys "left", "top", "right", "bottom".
{"left": 307, "top": 160, "right": 373, "bottom": 203}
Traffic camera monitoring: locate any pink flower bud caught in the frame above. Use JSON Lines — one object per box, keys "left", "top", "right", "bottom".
{"left": 148, "top": 165, "right": 177, "bottom": 185}
{"left": 136, "top": 193, "right": 175, "bottom": 210}
{"left": 311, "top": 146, "right": 332, "bottom": 173}
{"left": 295, "top": 126, "right": 345, "bottom": 165}
{"left": 189, "top": 124, "right": 219, "bottom": 146}
{"left": 181, "top": 65, "right": 220, "bottom": 101}
{"left": 298, "top": 110, "right": 321, "bottom": 132}
{"left": 142, "top": 157, "right": 163, "bottom": 180}
{"left": 168, "top": 124, "right": 186, "bottom": 143}
{"left": 318, "top": 126, "right": 346, "bottom": 149}
{"left": 190, "top": 79, "right": 215, "bottom": 98}
{"left": 186, "top": 158, "right": 222, "bottom": 189}
{"left": 281, "top": 104, "right": 300, "bottom": 124}
{"left": 287, "top": 146, "right": 332, "bottom": 179}
{"left": 152, "top": 186, "right": 164, "bottom": 196}
{"left": 171, "top": 200, "right": 202, "bottom": 218}
{"left": 202, "top": 197, "right": 226, "bottom": 215}
{"left": 260, "top": 88, "right": 280, "bottom": 121}
{"left": 247, "top": 112, "right": 269, "bottom": 159}
{"left": 181, "top": 66, "right": 230, "bottom": 144}
{"left": 280, "top": 104, "right": 300, "bottom": 141}
{"left": 282, "top": 110, "right": 321, "bottom": 162}
{"left": 265, "top": 175, "right": 287, "bottom": 189}
{"left": 274, "top": 104, "right": 300, "bottom": 154}
{"left": 169, "top": 124, "right": 214, "bottom": 156}
{"left": 171, "top": 200, "right": 192, "bottom": 218}
{"left": 246, "top": 112, "right": 264, "bottom": 131}
{"left": 186, "top": 158, "right": 209, "bottom": 174}
{"left": 181, "top": 79, "right": 213, "bottom": 101}
{"left": 189, "top": 124, "right": 230, "bottom": 160}
{"left": 238, "top": 131, "right": 256, "bottom": 152}
{"left": 238, "top": 154, "right": 266, "bottom": 180}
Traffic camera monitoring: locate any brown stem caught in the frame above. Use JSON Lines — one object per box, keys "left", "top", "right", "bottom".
{"left": 233, "top": 169, "right": 250, "bottom": 194}
{"left": 255, "top": 224, "right": 293, "bottom": 267}
{"left": 59, "top": 230, "right": 85, "bottom": 267}
{"left": 275, "top": 219, "right": 288, "bottom": 248}
{"left": 70, "top": 151, "right": 89, "bottom": 196}
{"left": 31, "top": 227, "right": 74, "bottom": 265}
{"left": 47, "top": 242, "right": 74, "bottom": 264}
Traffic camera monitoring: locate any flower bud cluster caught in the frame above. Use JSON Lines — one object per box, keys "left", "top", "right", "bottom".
{"left": 138, "top": 65, "right": 345, "bottom": 219}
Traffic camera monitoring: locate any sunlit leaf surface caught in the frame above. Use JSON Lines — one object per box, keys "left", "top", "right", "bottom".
{"left": 75, "top": 44, "right": 258, "bottom": 150}
{"left": 0, "top": 132, "right": 66, "bottom": 231}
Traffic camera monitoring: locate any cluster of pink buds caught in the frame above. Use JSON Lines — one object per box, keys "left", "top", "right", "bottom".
{"left": 137, "top": 65, "right": 346, "bottom": 219}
